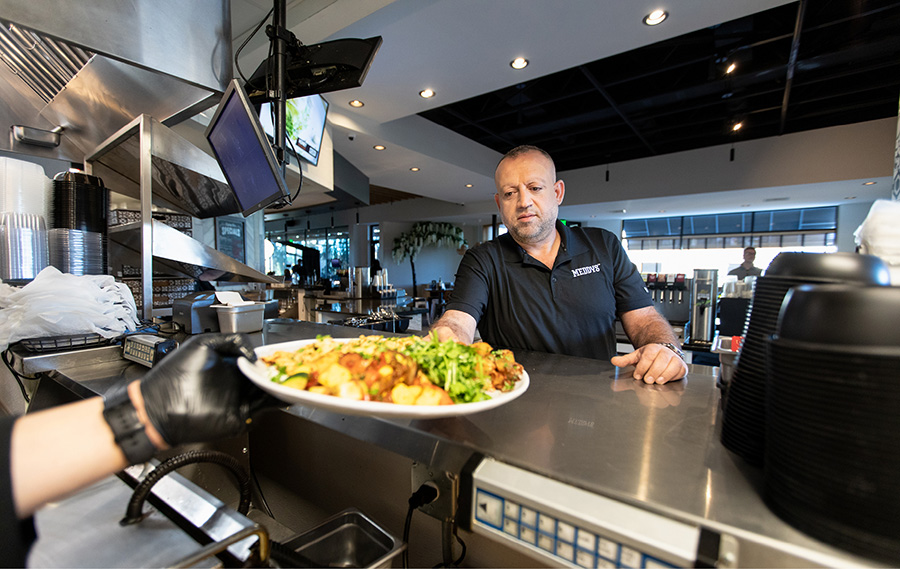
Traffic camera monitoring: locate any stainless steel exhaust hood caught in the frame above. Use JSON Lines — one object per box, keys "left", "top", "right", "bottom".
{"left": 0, "top": 0, "right": 232, "bottom": 163}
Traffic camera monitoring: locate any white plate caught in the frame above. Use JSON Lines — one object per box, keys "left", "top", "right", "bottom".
{"left": 238, "top": 338, "right": 529, "bottom": 419}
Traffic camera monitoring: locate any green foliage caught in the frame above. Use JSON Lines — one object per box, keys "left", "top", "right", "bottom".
{"left": 391, "top": 222, "right": 467, "bottom": 263}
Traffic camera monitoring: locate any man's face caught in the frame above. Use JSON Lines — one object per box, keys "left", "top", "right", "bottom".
{"left": 494, "top": 151, "right": 565, "bottom": 246}
{"left": 744, "top": 248, "right": 756, "bottom": 264}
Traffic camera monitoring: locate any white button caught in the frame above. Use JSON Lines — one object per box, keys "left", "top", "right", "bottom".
{"left": 598, "top": 558, "right": 616, "bottom": 569}
{"left": 556, "top": 542, "right": 574, "bottom": 561}
{"left": 504, "top": 501, "right": 520, "bottom": 520}
{"left": 503, "top": 519, "right": 518, "bottom": 537}
{"left": 520, "top": 526, "right": 536, "bottom": 545}
{"left": 598, "top": 538, "right": 618, "bottom": 561}
{"left": 620, "top": 546, "right": 641, "bottom": 568}
{"left": 520, "top": 507, "right": 537, "bottom": 527}
{"left": 576, "top": 529, "right": 596, "bottom": 551}
{"left": 575, "top": 549, "right": 595, "bottom": 568}
{"left": 645, "top": 558, "right": 672, "bottom": 568}
{"left": 474, "top": 490, "right": 503, "bottom": 528}
{"left": 538, "top": 534, "right": 554, "bottom": 552}
{"left": 557, "top": 520, "right": 575, "bottom": 543}
{"left": 538, "top": 513, "right": 556, "bottom": 534}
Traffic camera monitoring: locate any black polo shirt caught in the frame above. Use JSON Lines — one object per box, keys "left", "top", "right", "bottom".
{"left": 446, "top": 221, "right": 652, "bottom": 360}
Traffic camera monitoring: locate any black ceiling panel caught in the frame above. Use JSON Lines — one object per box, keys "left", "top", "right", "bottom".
{"left": 419, "top": 0, "right": 900, "bottom": 172}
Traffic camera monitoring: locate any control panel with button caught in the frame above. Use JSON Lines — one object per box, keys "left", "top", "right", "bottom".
{"left": 469, "top": 458, "right": 699, "bottom": 568}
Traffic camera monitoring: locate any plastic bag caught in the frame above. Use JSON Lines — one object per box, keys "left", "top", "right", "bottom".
{"left": 0, "top": 266, "right": 140, "bottom": 352}
{"left": 855, "top": 199, "right": 900, "bottom": 284}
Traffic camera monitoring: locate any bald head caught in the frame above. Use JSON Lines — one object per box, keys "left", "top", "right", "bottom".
{"left": 495, "top": 145, "right": 556, "bottom": 187}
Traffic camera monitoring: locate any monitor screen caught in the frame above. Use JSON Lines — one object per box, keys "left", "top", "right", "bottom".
{"left": 205, "top": 79, "right": 290, "bottom": 217}
{"left": 259, "top": 94, "right": 329, "bottom": 166}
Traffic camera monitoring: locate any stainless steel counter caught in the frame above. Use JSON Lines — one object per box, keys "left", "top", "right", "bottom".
{"left": 8, "top": 320, "right": 886, "bottom": 568}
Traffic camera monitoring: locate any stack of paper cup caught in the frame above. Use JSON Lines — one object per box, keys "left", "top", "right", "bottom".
{"left": 0, "top": 157, "right": 50, "bottom": 283}
{"left": 0, "top": 212, "right": 48, "bottom": 282}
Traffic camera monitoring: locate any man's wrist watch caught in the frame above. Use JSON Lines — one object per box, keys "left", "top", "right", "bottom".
{"left": 102, "top": 386, "right": 157, "bottom": 465}
{"left": 657, "top": 342, "right": 685, "bottom": 361}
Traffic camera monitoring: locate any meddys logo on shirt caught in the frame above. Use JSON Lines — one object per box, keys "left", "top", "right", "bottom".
{"left": 571, "top": 263, "right": 602, "bottom": 278}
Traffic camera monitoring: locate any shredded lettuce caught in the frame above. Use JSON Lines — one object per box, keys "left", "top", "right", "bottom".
{"left": 393, "top": 334, "right": 492, "bottom": 403}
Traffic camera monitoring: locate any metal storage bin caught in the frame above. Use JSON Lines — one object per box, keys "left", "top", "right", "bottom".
{"left": 213, "top": 303, "right": 264, "bottom": 333}
{"left": 282, "top": 508, "right": 405, "bottom": 568}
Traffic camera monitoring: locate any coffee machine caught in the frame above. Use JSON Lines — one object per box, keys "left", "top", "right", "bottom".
{"left": 685, "top": 269, "right": 718, "bottom": 345}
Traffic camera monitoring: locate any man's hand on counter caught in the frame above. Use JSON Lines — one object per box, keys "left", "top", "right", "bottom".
{"left": 610, "top": 343, "right": 687, "bottom": 385}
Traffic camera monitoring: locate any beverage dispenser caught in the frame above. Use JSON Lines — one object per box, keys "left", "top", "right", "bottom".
{"left": 685, "top": 269, "right": 717, "bottom": 345}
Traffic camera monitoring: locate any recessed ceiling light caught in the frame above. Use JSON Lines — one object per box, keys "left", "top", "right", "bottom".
{"left": 726, "top": 62, "right": 737, "bottom": 74}
{"left": 732, "top": 122, "right": 743, "bottom": 131}
{"left": 510, "top": 57, "right": 529, "bottom": 70}
{"left": 844, "top": 196, "right": 857, "bottom": 200}
{"left": 643, "top": 9, "right": 668, "bottom": 26}
{"left": 373, "top": 145, "right": 385, "bottom": 151}
{"left": 862, "top": 181, "right": 877, "bottom": 185}
{"left": 658, "top": 209, "right": 666, "bottom": 213}
{"left": 419, "top": 89, "right": 435, "bottom": 99}
{"left": 410, "top": 167, "right": 419, "bottom": 172}
{"left": 465, "top": 183, "right": 474, "bottom": 188}
{"left": 349, "top": 100, "right": 364, "bottom": 108}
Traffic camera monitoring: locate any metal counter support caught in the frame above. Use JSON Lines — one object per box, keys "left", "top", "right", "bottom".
{"left": 8, "top": 319, "right": 887, "bottom": 568}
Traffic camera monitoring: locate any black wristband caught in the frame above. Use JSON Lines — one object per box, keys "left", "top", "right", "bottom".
{"left": 102, "top": 386, "right": 157, "bottom": 465}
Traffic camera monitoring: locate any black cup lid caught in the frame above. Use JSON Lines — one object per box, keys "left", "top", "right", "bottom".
{"left": 765, "top": 252, "right": 890, "bottom": 285}
{"left": 775, "top": 283, "right": 900, "bottom": 346}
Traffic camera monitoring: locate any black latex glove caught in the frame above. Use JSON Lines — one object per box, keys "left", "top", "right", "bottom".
{"left": 140, "top": 333, "right": 280, "bottom": 446}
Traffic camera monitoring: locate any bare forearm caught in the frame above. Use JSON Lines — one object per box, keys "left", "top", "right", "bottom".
{"left": 628, "top": 318, "right": 679, "bottom": 348}
{"left": 10, "top": 381, "right": 166, "bottom": 518}
{"left": 621, "top": 306, "right": 680, "bottom": 348}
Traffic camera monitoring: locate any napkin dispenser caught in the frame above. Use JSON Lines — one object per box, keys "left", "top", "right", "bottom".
{"left": 172, "top": 291, "right": 220, "bottom": 334}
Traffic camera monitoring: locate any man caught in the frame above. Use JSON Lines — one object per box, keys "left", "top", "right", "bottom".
{"left": 728, "top": 247, "right": 762, "bottom": 279}
{"left": 431, "top": 145, "right": 687, "bottom": 384}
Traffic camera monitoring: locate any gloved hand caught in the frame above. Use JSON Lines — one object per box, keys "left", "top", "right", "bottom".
{"left": 139, "top": 333, "right": 280, "bottom": 446}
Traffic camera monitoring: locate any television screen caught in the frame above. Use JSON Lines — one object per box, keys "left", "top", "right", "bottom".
{"left": 259, "top": 94, "right": 329, "bottom": 166}
{"left": 205, "top": 79, "right": 290, "bottom": 217}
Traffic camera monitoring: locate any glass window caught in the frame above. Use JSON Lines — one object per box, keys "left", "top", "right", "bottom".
{"left": 781, "top": 234, "right": 803, "bottom": 247}
{"left": 799, "top": 207, "right": 837, "bottom": 230}
{"left": 684, "top": 214, "right": 718, "bottom": 235}
{"left": 623, "top": 219, "right": 649, "bottom": 238}
{"left": 647, "top": 217, "right": 681, "bottom": 236}
{"left": 370, "top": 224, "right": 380, "bottom": 264}
{"left": 687, "top": 238, "right": 706, "bottom": 249}
{"left": 657, "top": 238, "right": 679, "bottom": 249}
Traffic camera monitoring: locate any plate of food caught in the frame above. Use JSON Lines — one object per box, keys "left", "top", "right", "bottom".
{"left": 238, "top": 334, "right": 529, "bottom": 418}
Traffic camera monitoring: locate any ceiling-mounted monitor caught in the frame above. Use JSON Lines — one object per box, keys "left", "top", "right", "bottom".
{"left": 205, "top": 79, "right": 290, "bottom": 216}
{"left": 259, "top": 94, "right": 329, "bottom": 166}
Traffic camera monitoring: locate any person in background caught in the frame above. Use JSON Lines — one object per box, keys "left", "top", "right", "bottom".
{"left": 431, "top": 145, "right": 687, "bottom": 385}
{"left": 283, "top": 268, "right": 292, "bottom": 283}
{"left": 728, "top": 246, "right": 763, "bottom": 279}
{"left": 1, "top": 334, "right": 276, "bottom": 567}
{"left": 291, "top": 263, "right": 303, "bottom": 285}
{"left": 370, "top": 258, "right": 383, "bottom": 282}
